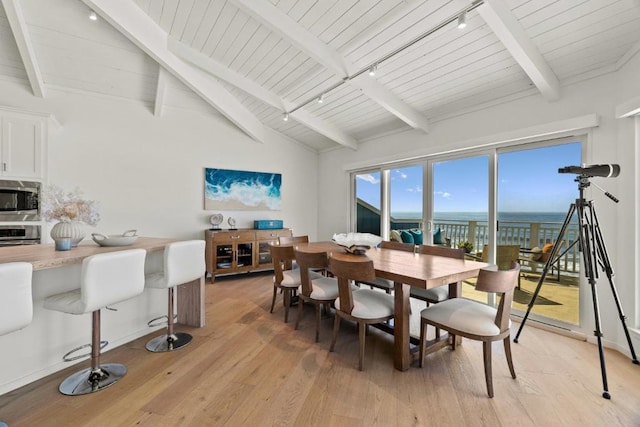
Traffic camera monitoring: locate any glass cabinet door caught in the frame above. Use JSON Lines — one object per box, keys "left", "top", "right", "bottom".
{"left": 215, "top": 244, "right": 234, "bottom": 270}
{"left": 257, "top": 242, "right": 272, "bottom": 267}
{"left": 236, "top": 242, "right": 253, "bottom": 268}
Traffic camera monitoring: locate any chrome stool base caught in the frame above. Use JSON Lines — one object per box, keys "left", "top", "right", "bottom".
{"left": 59, "top": 363, "right": 127, "bottom": 396}
{"left": 145, "top": 332, "right": 192, "bottom": 352}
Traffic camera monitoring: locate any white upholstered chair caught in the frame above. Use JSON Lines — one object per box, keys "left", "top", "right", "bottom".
{"left": 419, "top": 263, "right": 520, "bottom": 397}
{"left": 329, "top": 253, "right": 394, "bottom": 371}
{"left": 144, "top": 240, "right": 205, "bottom": 352}
{"left": 44, "top": 249, "right": 146, "bottom": 395}
{"left": 269, "top": 243, "right": 321, "bottom": 323}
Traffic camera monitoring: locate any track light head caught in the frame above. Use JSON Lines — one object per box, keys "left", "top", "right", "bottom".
{"left": 89, "top": 10, "right": 97, "bottom": 21}
{"left": 318, "top": 93, "right": 324, "bottom": 104}
{"left": 457, "top": 12, "right": 466, "bottom": 29}
{"left": 283, "top": 112, "right": 289, "bottom": 121}
{"left": 368, "top": 64, "right": 377, "bottom": 76}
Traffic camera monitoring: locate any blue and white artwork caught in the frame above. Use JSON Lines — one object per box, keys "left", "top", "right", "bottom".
{"left": 205, "top": 168, "right": 282, "bottom": 211}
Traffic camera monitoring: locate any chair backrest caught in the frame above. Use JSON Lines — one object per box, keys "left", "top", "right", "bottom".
{"left": 278, "top": 235, "right": 309, "bottom": 245}
{"left": 164, "top": 240, "right": 206, "bottom": 287}
{"left": 380, "top": 240, "right": 415, "bottom": 252}
{"left": 0, "top": 262, "right": 33, "bottom": 336}
{"left": 270, "top": 243, "right": 296, "bottom": 285}
{"left": 482, "top": 245, "right": 520, "bottom": 270}
{"left": 328, "top": 253, "right": 375, "bottom": 314}
{"left": 294, "top": 248, "right": 329, "bottom": 296}
{"left": 81, "top": 249, "right": 146, "bottom": 312}
{"left": 417, "top": 244, "right": 464, "bottom": 259}
{"left": 475, "top": 262, "right": 521, "bottom": 332}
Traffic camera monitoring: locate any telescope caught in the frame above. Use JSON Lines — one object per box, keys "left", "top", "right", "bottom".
{"left": 558, "top": 164, "right": 620, "bottom": 178}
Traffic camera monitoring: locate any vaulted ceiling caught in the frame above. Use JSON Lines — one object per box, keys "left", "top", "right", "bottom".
{"left": 1, "top": 0, "right": 639, "bottom": 151}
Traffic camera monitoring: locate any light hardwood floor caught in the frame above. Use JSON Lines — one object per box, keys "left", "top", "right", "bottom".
{"left": 1, "top": 271, "right": 639, "bottom": 426}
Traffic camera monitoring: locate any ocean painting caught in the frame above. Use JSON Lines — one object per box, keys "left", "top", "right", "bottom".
{"left": 204, "top": 168, "right": 282, "bottom": 211}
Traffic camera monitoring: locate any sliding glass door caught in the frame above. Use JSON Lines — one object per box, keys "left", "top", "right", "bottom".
{"left": 429, "top": 155, "right": 490, "bottom": 303}
{"left": 497, "top": 141, "right": 582, "bottom": 325}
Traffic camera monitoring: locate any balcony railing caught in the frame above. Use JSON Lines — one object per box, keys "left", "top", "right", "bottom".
{"left": 385, "top": 217, "right": 580, "bottom": 275}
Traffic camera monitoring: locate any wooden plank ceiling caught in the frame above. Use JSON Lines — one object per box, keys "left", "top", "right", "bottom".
{"left": 1, "top": 0, "right": 639, "bottom": 151}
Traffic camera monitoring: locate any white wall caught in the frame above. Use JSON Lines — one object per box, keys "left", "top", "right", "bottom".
{"left": 0, "top": 79, "right": 319, "bottom": 240}
{"left": 318, "top": 56, "right": 640, "bottom": 356}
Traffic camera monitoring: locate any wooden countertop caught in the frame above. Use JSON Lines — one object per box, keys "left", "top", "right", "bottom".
{"left": 0, "top": 237, "right": 177, "bottom": 271}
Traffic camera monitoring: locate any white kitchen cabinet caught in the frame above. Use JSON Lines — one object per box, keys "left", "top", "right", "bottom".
{"left": 0, "top": 107, "right": 56, "bottom": 180}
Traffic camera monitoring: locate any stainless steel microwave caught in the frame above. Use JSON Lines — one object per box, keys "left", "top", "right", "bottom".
{"left": 0, "top": 179, "right": 40, "bottom": 221}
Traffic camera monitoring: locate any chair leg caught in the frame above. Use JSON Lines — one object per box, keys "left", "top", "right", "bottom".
{"left": 146, "top": 287, "right": 192, "bottom": 352}
{"left": 483, "top": 341, "right": 494, "bottom": 398}
{"left": 58, "top": 310, "right": 127, "bottom": 396}
{"left": 270, "top": 286, "right": 278, "bottom": 313}
{"left": 283, "top": 289, "right": 291, "bottom": 323}
{"left": 419, "top": 319, "right": 426, "bottom": 368}
{"left": 435, "top": 327, "right": 441, "bottom": 340}
{"left": 330, "top": 314, "right": 340, "bottom": 352}
{"left": 314, "top": 303, "right": 321, "bottom": 343}
{"left": 295, "top": 296, "right": 304, "bottom": 330}
{"left": 503, "top": 337, "right": 516, "bottom": 379}
{"left": 358, "top": 322, "right": 366, "bottom": 371}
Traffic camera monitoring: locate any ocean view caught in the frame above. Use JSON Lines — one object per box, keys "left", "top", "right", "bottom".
{"left": 392, "top": 211, "right": 571, "bottom": 224}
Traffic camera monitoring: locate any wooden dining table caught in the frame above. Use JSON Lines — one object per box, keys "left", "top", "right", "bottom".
{"left": 295, "top": 242, "right": 488, "bottom": 371}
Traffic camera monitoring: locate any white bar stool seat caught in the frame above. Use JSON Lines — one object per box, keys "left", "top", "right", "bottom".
{"left": 144, "top": 240, "right": 205, "bottom": 352}
{"left": 43, "top": 249, "right": 146, "bottom": 396}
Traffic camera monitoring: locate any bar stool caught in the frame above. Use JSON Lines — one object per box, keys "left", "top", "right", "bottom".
{"left": 0, "top": 262, "right": 33, "bottom": 427}
{"left": 144, "top": 240, "right": 205, "bottom": 352}
{"left": 43, "top": 249, "right": 146, "bottom": 396}
{"left": 0, "top": 262, "right": 33, "bottom": 336}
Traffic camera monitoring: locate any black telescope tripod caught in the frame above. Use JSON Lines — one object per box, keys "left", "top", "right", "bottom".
{"left": 513, "top": 174, "right": 639, "bottom": 399}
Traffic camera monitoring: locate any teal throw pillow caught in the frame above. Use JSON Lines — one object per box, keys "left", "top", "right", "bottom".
{"left": 409, "top": 229, "right": 423, "bottom": 244}
{"left": 400, "top": 230, "right": 414, "bottom": 244}
{"left": 433, "top": 228, "right": 444, "bottom": 244}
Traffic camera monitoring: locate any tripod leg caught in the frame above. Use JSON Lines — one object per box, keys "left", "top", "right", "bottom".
{"left": 514, "top": 203, "right": 576, "bottom": 343}
{"left": 590, "top": 205, "right": 639, "bottom": 365}
{"left": 579, "top": 200, "right": 611, "bottom": 399}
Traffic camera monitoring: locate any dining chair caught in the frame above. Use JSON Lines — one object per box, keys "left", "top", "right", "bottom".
{"left": 328, "top": 253, "right": 394, "bottom": 371}
{"left": 419, "top": 262, "right": 521, "bottom": 398}
{"left": 360, "top": 240, "right": 415, "bottom": 294}
{"left": 411, "top": 245, "right": 465, "bottom": 304}
{"left": 269, "top": 244, "right": 321, "bottom": 323}
{"left": 294, "top": 248, "right": 349, "bottom": 342}
{"left": 481, "top": 244, "right": 521, "bottom": 288}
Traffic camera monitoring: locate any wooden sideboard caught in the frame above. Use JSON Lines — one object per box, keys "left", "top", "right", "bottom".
{"left": 204, "top": 228, "right": 292, "bottom": 281}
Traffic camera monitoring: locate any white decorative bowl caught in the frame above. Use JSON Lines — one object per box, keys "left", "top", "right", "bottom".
{"left": 332, "top": 232, "right": 383, "bottom": 255}
{"left": 91, "top": 230, "right": 138, "bottom": 247}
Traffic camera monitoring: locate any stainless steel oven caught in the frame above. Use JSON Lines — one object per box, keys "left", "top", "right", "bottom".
{"left": 0, "top": 179, "right": 40, "bottom": 221}
{"left": 0, "top": 224, "right": 41, "bottom": 246}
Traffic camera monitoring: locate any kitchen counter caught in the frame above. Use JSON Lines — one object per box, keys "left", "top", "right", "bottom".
{"left": 0, "top": 236, "right": 205, "bottom": 395}
{"left": 0, "top": 237, "right": 176, "bottom": 270}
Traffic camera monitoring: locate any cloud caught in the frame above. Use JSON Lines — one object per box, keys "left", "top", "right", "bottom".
{"left": 435, "top": 191, "right": 451, "bottom": 199}
{"left": 406, "top": 186, "right": 422, "bottom": 193}
{"left": 356, "top": 174, "right": 380, "bottom": 184}
{"left": 395, "top": 170, "right": 408, "bottom": 179}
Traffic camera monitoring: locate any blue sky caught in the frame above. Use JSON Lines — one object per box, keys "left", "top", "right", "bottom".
{"left": 356, "top": 142, "right": 582, "bottom": 213}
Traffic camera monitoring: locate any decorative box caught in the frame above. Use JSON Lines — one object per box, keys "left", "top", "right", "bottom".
{"left": 254, "top": 220, "right": 284, "bottom": 229}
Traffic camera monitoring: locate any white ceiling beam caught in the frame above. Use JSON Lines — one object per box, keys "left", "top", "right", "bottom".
{"left": 478, "top": 0, "right": 560, "bottom": 102}
{"left": 82, "top": 0, "right": 264, "bottom": 143}
{"left": 154, "top": 66, "right": 167, "bottom": 117}
{"left": 229, "top": 0, "right": 429, "bottom": 133}
{"left": 168, "top": 37, "right": 286, "bottom": 111}
{"left": 615, "top": 39, "right": 640, "bottom": 71}
{"left": 168, "top": 37, "right": 358, "bottom": 150}
{"left": 1, "top": 0, "right": 45, "bottom": 97}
